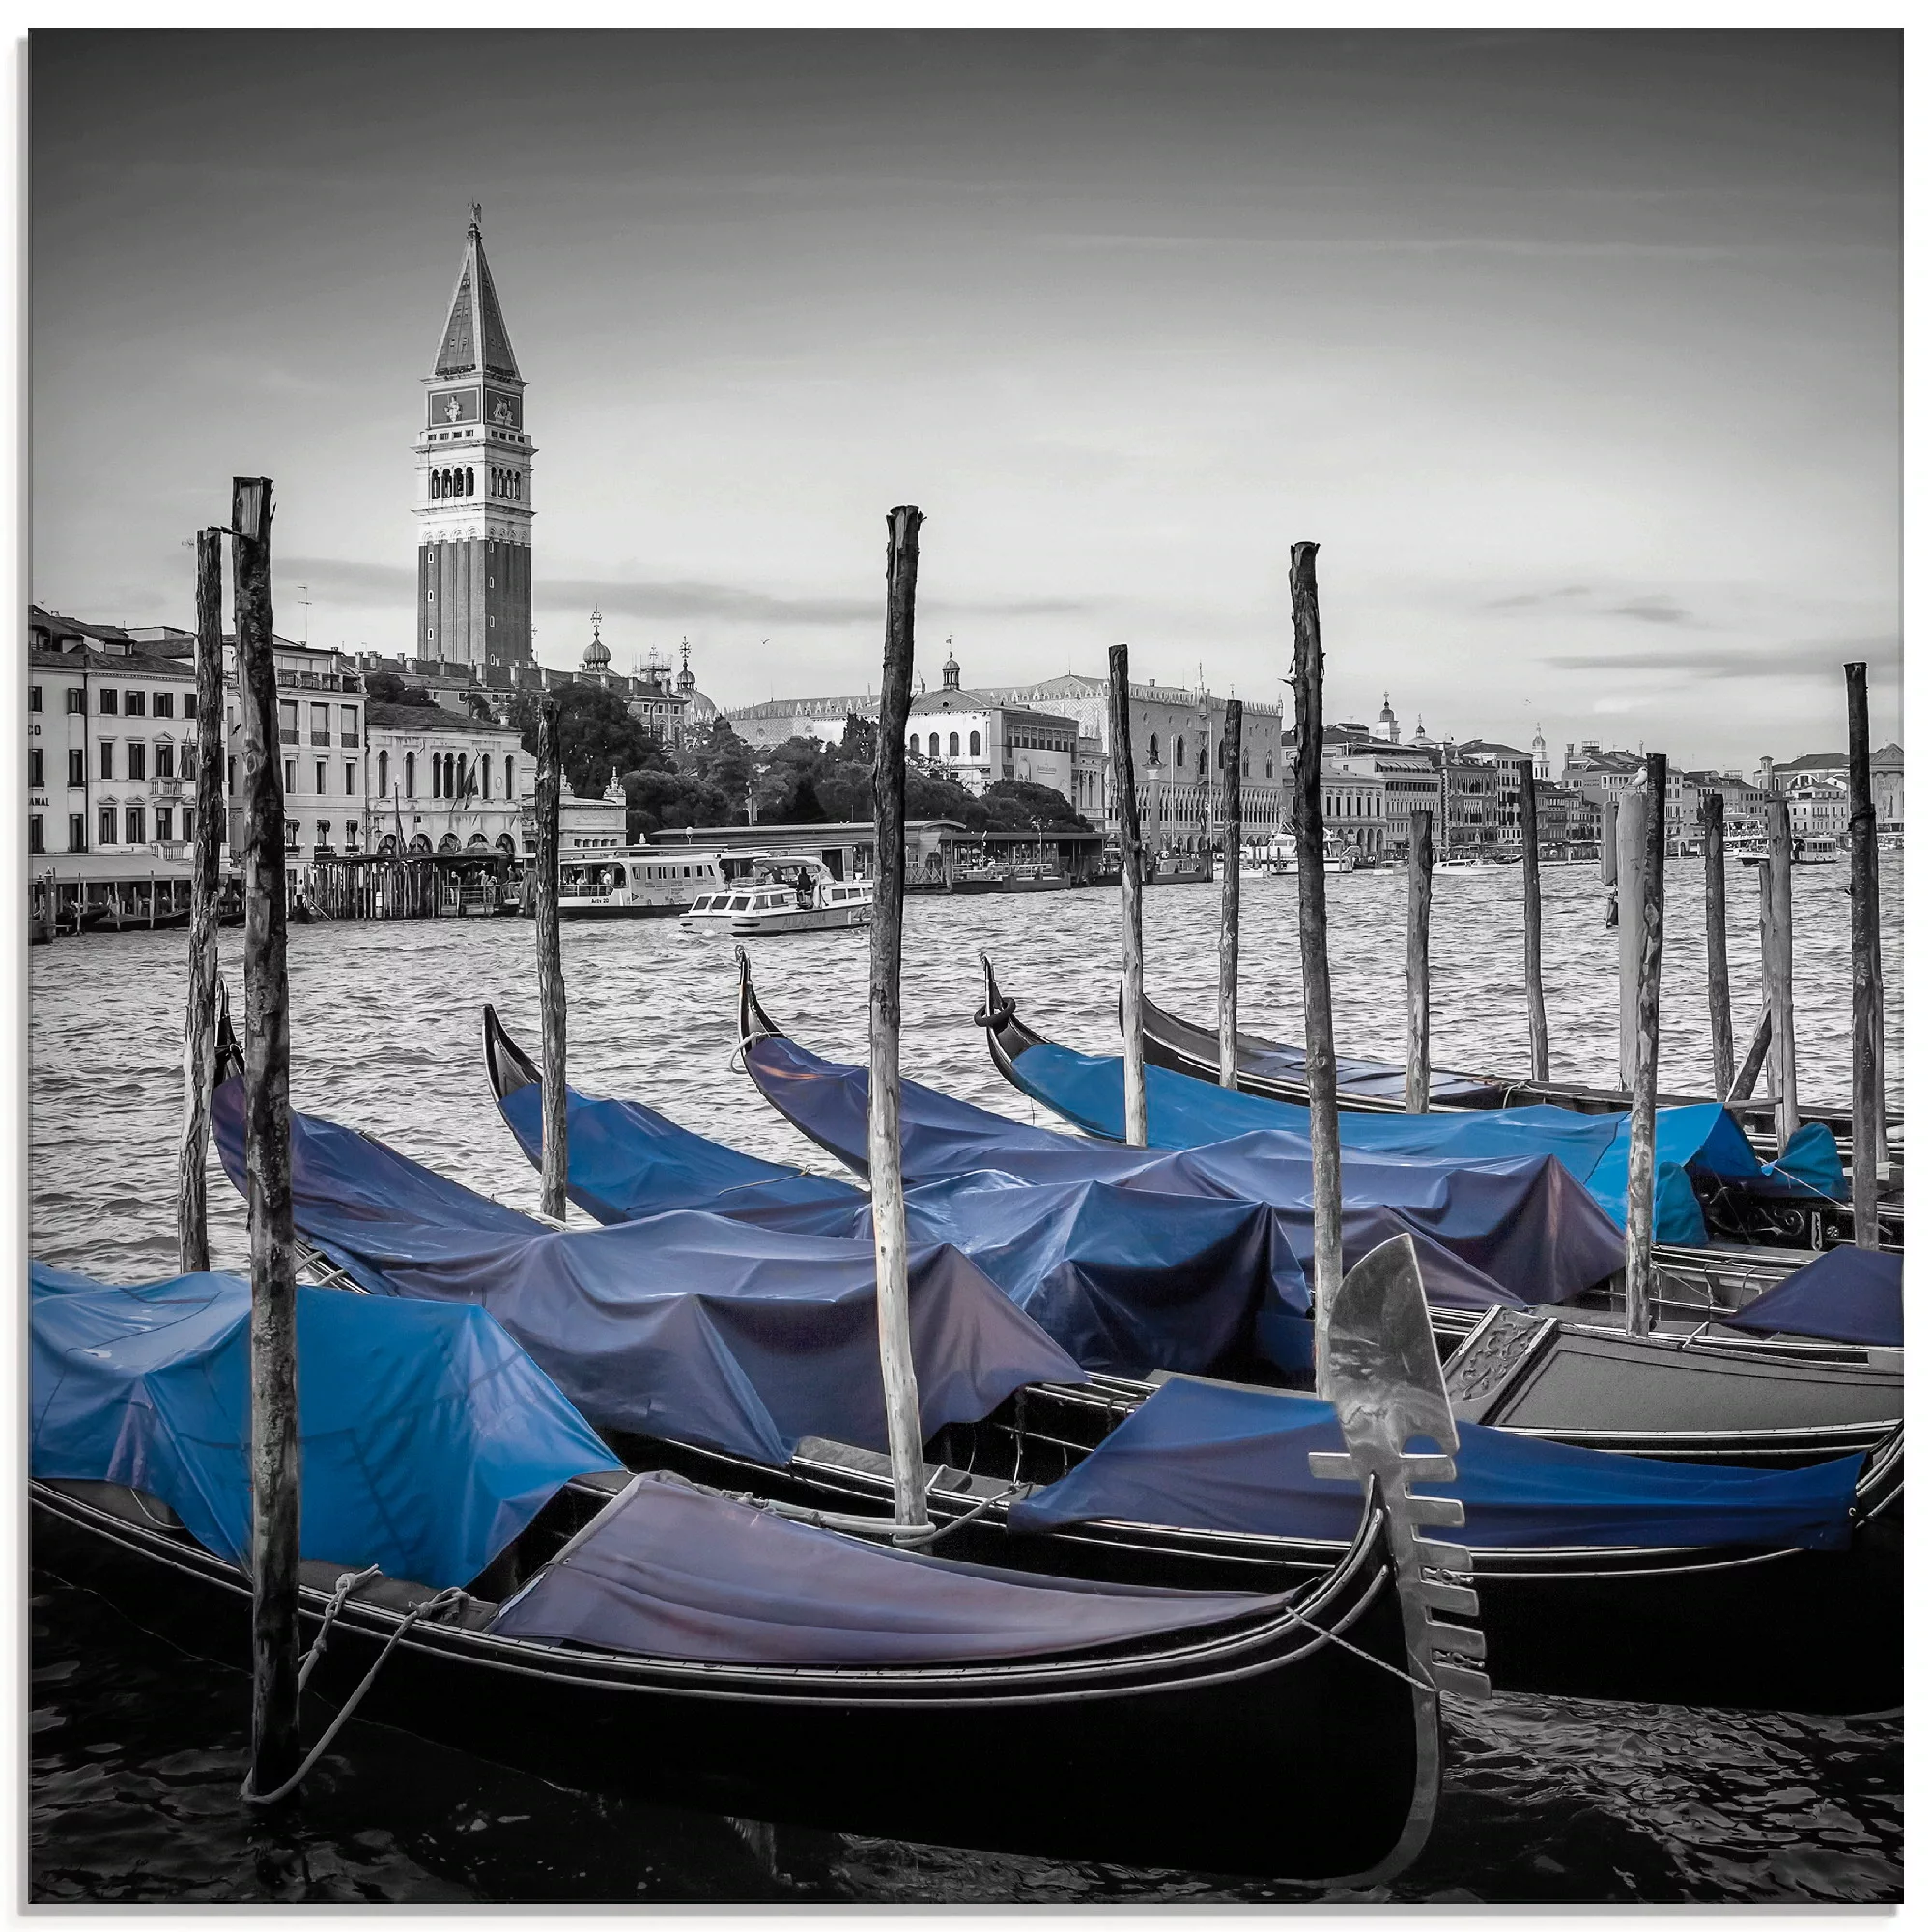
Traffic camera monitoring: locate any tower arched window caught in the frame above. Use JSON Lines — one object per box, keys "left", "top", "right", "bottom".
{"left": 1148, "top": 733, "right": 1159, "bottom": 766}
{"left": 481, "top": 754, "right": 491, "bottom": 798}
{"left": 456, "top": 754, "right": 468, "bottom": 798}
{"left": 405, "top": 752, "right": 415, "bottom": 799}
{"left": 429, "top": 471, "right": 439, "bottom": 500}
{"left": 969, "top": 730, "right": 980, "bottom": 757}
{"left": 928, "top": 733, "right": 940, "bottom": 757}
{"left": 378, "top": 750, "right": 388, "bottom": 796}
{"left": 1174, "top": 735, "right": 1186, "bottom": 771}
{"left": 465, "top": 467, "right": 475, "bottom": 497}
{"left": 947, "top": 731, "right": 959, "bottom": 758}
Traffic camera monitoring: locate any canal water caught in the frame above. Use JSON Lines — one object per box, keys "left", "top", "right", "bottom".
{"left": 29, "top": 856, "right": 1902, "bottom": 1903}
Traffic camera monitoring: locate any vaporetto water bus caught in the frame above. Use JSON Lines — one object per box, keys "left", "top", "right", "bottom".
{"left": 557, "top": 849, "right": 738, "bottom": 920}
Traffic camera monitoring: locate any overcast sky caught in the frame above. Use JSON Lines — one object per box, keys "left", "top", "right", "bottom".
{"left": 32, "top": 30, "right": 1899, "bottom": 767}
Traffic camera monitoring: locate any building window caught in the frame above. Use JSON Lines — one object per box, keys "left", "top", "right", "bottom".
{"left": 908, "top": 733, "right": 919, "bottom": 754}
{"left": 345, "top": 760, "right": 357, "bottom": 794}
{"left": 969, "top": 730, "right": 980, "bottom": 757}
{"left": 66, "top": 689, "right": 84, "bottom": 715}
{"left": 99, "top": 743, "right": 115, "bottom": 780}
{"left": 156, "top": 806, "right": 173, "bottom": 842}
{"left": 67, "top": 750, "right": 83, "bottom": 788}
{"left": 184, "top": 693, "right": 197, "bottom": 721}
{"left": 481, "top": 754, "right": 491, "bottom": 797}
{"left": 927, "top": 733, "right": 940, "bottom": 756}
{"left": 503, "top": 754, "right": 513, "bottom": 798}
{"left": 1148, "top": 733, "right": 1159, "bottom": 765}
{"left": 155, "top": 742, "right": 174, "bottom": 781}
{"left": 316, "top": 761, "right": 327, "bottom": 795}
{"left": 227, "top": 757, "right": 237, "bottom": 791}
{"left": 183, "top": 807, "right": 194, "bottom": 843}
{"left": 69, "top": 813, "right": 86, "bottom": 852}
{"left": 28, "top": 814, "right": 43, "bottom": 853}
{"left": 317, "top": 821, "right": 331, "bottom": 848}
{"left": 28, "top": 747, "right": 43, "bottom": 786}
{"left": 948, "top": 731, "right": 959, "bottom": 757}
{"left": 29, "top": 685, "right": 42, "bottom": 712}
{"left": 311, "top": 703, "right": 329, "bottom": 743}
{"left": 284, "top": 759, "right": 296, "bottom": 795}
{"left": 341, "top": 705, "right": 358, "bottom": 748}
{"left": 99, "top": 688, "right": 118, "bottom": 715}
{"left": 378, "top": 750, "right": 388, "bottom": 795}
{"left": 125, "top": 805, "right": 145, "bottom": 843}
{"left": 279, "top": 699, "right": 298, "bottom": 743}
{"left": 406, "top": 752, "right": 416, "bottom": 799}
{"left": 127, "top": 743, "right": 147, "bottom": 781}
{"left": 126, "top": 691, "right": 146, "bottom": 717}
{"left": 154, "top": 692, "right": 174, "bottom": 718}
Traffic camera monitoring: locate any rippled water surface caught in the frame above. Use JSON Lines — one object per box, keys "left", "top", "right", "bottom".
{"left": 29, "top": 857, "right": 1903, "bottom": 1902}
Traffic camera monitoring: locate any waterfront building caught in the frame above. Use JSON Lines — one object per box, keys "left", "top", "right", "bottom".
{"left": 1872, "top": 744, "right": 1904, "bottom": 838}
{"left": 1531, "top": 724, "right": 1550, "bottom": 782}
{"left": 364, "top": 699, "right": 524, "bottom": 858}
{"left": 1782, "top": 772, "right": 1852, "bottom": 844}
{"left": 906, "top": 653, "right": 1080, "bottom": 799}
{"left": 516, "top": 769, "right": 628, "bottom": 856}
{"left": 1326, "top": 744, "right": 1439, "bottom": 856}
{"left": 1450, "top": 742, "right": 1534, "bottom": 852}
{"left": 1536, "top": 778, "right": 1600, "bottom": 853}
{"left": 1319, "top": 763, "right": 1388, "bottom": 857}
{"left": 415, "top": 206, "right": 534, "bottom": 667}
{"left": 1681, "top": 769, "right": 1769, "bottom": 840}
{"left": 1439, "top": 754, "right": 1500, "bottom": 855}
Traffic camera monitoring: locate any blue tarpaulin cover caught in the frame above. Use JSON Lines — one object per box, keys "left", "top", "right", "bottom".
{"left": 29, "top": 1262, "right": 619, "bottom": 1587}
{"left": 997, "top": 1037, "right": 1848, "bottom": 1241}
{"left": 212, "top": 1078, "right": 1083, "bottom": 1467}
{"left": 744, "top": 1036, "right": 1627, "bottom": 1308}
{"left": 497, "top": 1078, "right": 1315, "bottom": 1376}
{"left": 1721, "top": 1245, "right": 1904, "bottom": 1348}
{"left": 491, "top": 1469, "right": 1288, "bottom": 1664}
{"left": 1008, "top": 1376, "right": 1862, "bottom": 1553}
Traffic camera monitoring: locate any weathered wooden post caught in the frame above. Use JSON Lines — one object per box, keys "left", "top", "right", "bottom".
{"left": 1616, "top": 782, "right": 1647, "bottom": 1090}
{"left": 1289, "top": 543, "right": 1344, "bottom": 1361}
{"left": 1107, "top": 645, "right": 1148, "bottom": 1145}
{"left": 1405, "top": 810, "right": 1433, "bottom": 1112}
{"left": 1624, "top": 753, "right": 1666, "bottom": 1334}
{"left": 1217, "top": 696, "right": 1243, "bottom": 1088}
{"left": 1700, "top": 792, "right": 1734, "bottom": 1100}
{"left": 871, "top": 506, "right": 930, "bottom": 1533}
{"left": 1844, "top": 663, "right": 1881, "bottom": 1242}
{"left": 1600, "top": 797, "right": 1618, "bottom": 887}
{"left": 177, "top": 527, "right": 225, "bottom": 1275}
{"left": 232, "top": 477, "right": 300, "bottom": 1802}
{"left": 1520, "top": 775, "right": 1548, "bottom": 1084}
{"left": 1765, "top": 795, "right": 1799, "bottom": 1153}
{"left": 533, "top": 698, "right": 567, "bottom": 1220}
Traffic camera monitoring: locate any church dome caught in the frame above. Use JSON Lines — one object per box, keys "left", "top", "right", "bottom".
{"left": 582, "top": 608, "right": 611, "bottom": 673}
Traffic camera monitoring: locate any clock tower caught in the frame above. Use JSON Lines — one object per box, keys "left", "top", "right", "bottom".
{"left": 415, "top": 205, "right": 534, "bottom": 665}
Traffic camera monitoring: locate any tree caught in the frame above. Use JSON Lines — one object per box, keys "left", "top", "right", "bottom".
{"left": 751, "top": 735, "right": 830, "bottom": 825}
{"left": 506, "top": 682, "right": 654, "bottom": 800}
{"left": 838, "top": 712, "right": 877, "bottom": 763}
{"left": 980, "top": 779, "right": 1091, "bottom": 833}
{"left": 677, "top": 717, "right": 754, "bottom": 816}
{"left": 623, "top": 767, "right": 734, "bottom": 838}
{"left": 365, "top": 671, "right": 436, "bottom": 707}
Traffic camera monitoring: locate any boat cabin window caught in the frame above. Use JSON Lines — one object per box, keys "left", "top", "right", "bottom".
{"left": 726, "top": 895, "right": 752, "bottom": 911}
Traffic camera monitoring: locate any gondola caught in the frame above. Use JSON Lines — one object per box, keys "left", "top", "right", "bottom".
{"left": 727, "top": 959, "right": 1901, "bottom": 1468}
{"left": 975, "top": 955, "right": 1903, "bottom": 1279}
{"left": 32, "top": 1247, "right": 1476, "bottom": 1884}
{"left": 1133, "top": 978, "right": 1904, "bottom": 1183}
{"left": 470, "top": 1001, "right": 1902, "bottom": 1708}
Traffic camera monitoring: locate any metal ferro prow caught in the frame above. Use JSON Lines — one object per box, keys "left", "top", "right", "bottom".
{"left": 1309, "top": 1234, "right": 1492, "bottom": 1703}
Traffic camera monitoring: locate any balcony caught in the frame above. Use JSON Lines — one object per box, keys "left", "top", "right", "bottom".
{"left": 340, "top": 731, "right": 360, "bottom": 749}
{"left": 149, "top": 778, "right": 185, "bottom": 800}
{"left": 310, "top": 730, "right": 331, "bottom": 746}
{"left": 279, "top": 726, "right": 298, "bottom": 744}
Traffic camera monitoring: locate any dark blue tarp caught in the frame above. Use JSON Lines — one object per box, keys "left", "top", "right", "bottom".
{"left": 30, "top": 1262, "right": 619, "bottom": 1587}
{"left": 1008, "top": 1376, "right": 1862, "bottom": 1553}
{"left": 492, "top": 1469, "right": 1288, "bottom": 1664}
{"left": 998, "top": 1037, "right": 1848, "bottom": 1239}
{"left": 1721, "top": 1245, "right": 1904, "bottom": 1347}
{"left": 212, "top": 1078, "right": 1083, "bottom": 1468}
{"left": 746, "top": 1036, "right": 1627, "bottom": 1309}
{"left": 497, "top": 1078, "right": 1315, "bottom": 1377}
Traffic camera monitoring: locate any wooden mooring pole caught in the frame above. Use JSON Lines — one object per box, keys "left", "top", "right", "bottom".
{"left": 1405, "top": 810, "right": 1433, "bottom": 1112}
{"left": 1701, "top": 792, "right": 1735, "bottom": 1101}
{"left": 1600, "top": 798, "right": 1618, "bottom": 890}
{"left": 1765, "top": 796, "right": 1799, "bottom": 1154}
{"left": 1625, "top": 752, "right": 1667, "bottom": 1335}
{"left": 177, "top": 528, "right": 224, "bottom": 1274}
{"left": 1108, "top": 645, "right": 1148, "bottom": 1146}
{"left": 1520, "top": 775, "right": 1548, "bottom": 1084}
{"left": 871, "top": 506, "right": 930, "bottom": 1533}
{"left": 233, "top": 477, "right": 301, "bottom": 1803}
{"left": 1844, "top": 663, "right": 1881, "bottom": 1241}
{"left": 534, "top": 698, "right": 567, "bottom": 1221}
{"left": 1288, "top": 543, "right": 1343, "bottom": 1361}
{"left": 1217, "top": 696, "right": 1243, "bottom": 1088}
{"left": 1616, "top": 782, "right": 1647, "bottom": 1090}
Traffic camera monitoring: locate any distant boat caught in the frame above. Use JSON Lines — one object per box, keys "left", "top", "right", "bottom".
{"left": 683, "top": 859, "right": 872, "bottom": 938}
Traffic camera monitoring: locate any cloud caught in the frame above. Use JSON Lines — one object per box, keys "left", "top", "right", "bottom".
{"left": 1603, "top": 595, "right": 1693, "bottom": 626}
{"left": 279, "top": 557, "right": 414, "bottom": 606}
{"left": 543, "top": 577, "right": 1093, "bottom": 628}
{"left": 1485, "top": 584, "right": 1593, "bottom": 610}
{"left": 1545, "top": 635, "right": 1901, "bottom": 678}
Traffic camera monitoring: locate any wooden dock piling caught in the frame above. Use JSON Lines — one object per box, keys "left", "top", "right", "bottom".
{"left": 1701, "top": 792, "right": 1734, "bottom": 1100}
{"left": 871, "top": 506, "right": 931, "bottom": 1533}
{"left": 1600, "top": 798, "right": 1618, "bottom": 889}
{"left": 232, "top": 478, "right": 301, "bottom": 1803}
{"left": 1520, "top": 775, "right": 1548, "bottom": 1084}
{"left": 1405, "top": 810, "right": 1433, "bottom": 1112}
{"left": 1288, "top": 544, "right": 1343, "bottom": 1357}
{"left": 1616, "top": 783, "right": 1647, "bottom": 1090}
{"left": 534, "top": 698, "right": 567, "bottom": 1221}
{"left": 177, "top": 527, "right": 224, "bottom": 1275}
{"left": 1217, "top": 696, "right": 1243, "bottom": 1088}
{"left": 1108, "top": 646, "right": 1148, "bottom": 1146}
{"left": 1624, "top": 753, "right": 1666, "bottom": 1334}
{"left": 1844, "top": 663, "right": 1881, "bottom": 1241}
{"left": 1765, "top": 796, "right": 1799, "bottom": 1153}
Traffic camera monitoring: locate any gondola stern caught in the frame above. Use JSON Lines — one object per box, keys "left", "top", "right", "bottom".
{"left": 482, "top": 1003, "right": 542, "bottom": 1101}
{"left": 735, "top": 947, "right": 781, "bottom": 1046}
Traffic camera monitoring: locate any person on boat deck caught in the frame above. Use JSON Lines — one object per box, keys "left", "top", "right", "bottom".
{"left": 796, "top": 869, "right": 813, "bottom": 907}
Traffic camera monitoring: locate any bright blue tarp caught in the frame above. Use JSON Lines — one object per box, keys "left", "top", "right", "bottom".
{"left": 212, "top": 1078, "right": 1083, "bottom": 1468}
{"left": 493, "top": 1469, "right": 1287, "bottom": 1664}
{"left": 497, "top": 1078, "right": 1315, "bottom": 1377}
{"left": 30, "top": 1262, "right": 618, "bottom": 1587}
{"left": 997, "top": 1037, "right": 1848, "bottom": 1242}
{"left": 745, "top": 1035, "right": 1628, "bottom": 1309}
{"left": 1721, "top": 1245, "right": 1904, "bottom": 1347}
{"left": 1009, "top": 1376, "right": 1861, "bottom": 1553}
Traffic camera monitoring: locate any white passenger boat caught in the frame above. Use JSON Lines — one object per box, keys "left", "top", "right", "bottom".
{"left": 681, "top": 858, "right": 873, "bottom": 937}
{"left": 558, "top": 849, "right": 733, "bottom": 920}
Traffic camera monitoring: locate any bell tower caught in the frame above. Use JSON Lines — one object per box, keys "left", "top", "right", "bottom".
{"left": 414, "top": 205, "right": 534, "bottom": 666}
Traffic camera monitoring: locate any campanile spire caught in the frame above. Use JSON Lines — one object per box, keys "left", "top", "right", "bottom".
{"left": 415, "top": 206, "right": 533, "bottom": 666}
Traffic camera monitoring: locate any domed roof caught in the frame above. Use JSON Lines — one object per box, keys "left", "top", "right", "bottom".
{"left": 1378, "top": 691, "right": 1397, "bottom": 724}
{"left": 582, "top": 608, "right": 611, "bottom": 672}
